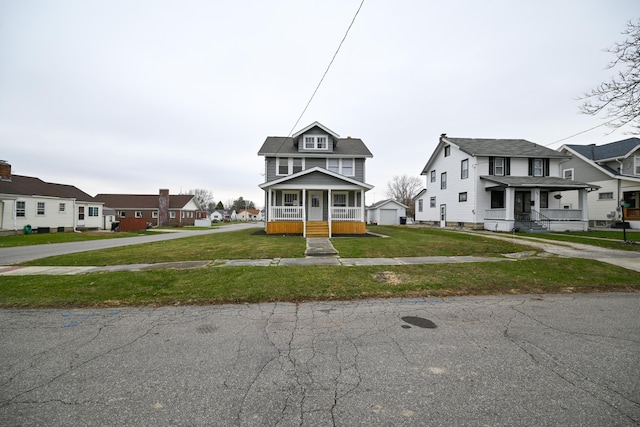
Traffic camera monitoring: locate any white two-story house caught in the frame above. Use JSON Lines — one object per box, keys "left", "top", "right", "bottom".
{"left": 559, "top": 138, "right": 640, "bottom": 229}
{"left": 258, "top": 122, "right": 373, "bottom": 237}
{"left": 414, "top": 135, "right": 598, "bottom": 232}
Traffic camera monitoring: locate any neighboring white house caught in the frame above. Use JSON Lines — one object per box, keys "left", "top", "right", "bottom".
{"left": 559, "top": 138, "right": 640, "bottom": 229}
{"left": 366, "top": 199, "right": 407, "bottom": 225}
{"left": 0, "top": 160, "right": 104, "bottom": 233}
{"left": 237, "top": 209, "right": 263, "bottom": 221}
{"left": 258, "top": 121, "right": 374, "bottom": 237}
{"left": 211, "top": 210, "right": 224, "bottom": 221}
{"left": 414, "top": 135, "right": 598, "bottom": 232}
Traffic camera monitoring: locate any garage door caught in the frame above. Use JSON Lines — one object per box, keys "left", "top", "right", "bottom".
{"left": 379, "top": 209, "right": 397, "bottom": 225}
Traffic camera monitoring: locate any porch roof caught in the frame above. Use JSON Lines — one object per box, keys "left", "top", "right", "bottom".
{"left": 259, "top": 166, "right": 374, "bottom": 190}
{"left": 480, "top": 175, "right": 600, "bottom": 191}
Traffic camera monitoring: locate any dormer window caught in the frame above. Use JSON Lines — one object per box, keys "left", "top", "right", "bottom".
{"left": 304, "top": 135, "right": 328, "bottom": 150}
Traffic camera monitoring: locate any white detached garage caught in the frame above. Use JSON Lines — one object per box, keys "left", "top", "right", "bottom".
{"left": 366, "top": 199, "right": 408, "bottom": 225}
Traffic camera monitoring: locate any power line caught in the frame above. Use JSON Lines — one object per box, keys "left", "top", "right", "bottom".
{"left": 542, "top": 115, "right": 625, "bottom": 147}
{"left": 286, "top": 0, "right": 365, "bottom": 137}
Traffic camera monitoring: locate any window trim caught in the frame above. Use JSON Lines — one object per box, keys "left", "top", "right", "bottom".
{"left": 440, "top": 172, "right": 447, "bottom": 190}
{"left": 430, "top": 196, "right": 436, "bottom": 208}
{"left": 563, "top": 168, "right": 574, "bottom": 180}
{"left": 277, "top": 157, "right": 305, "bottom": 176}
{"left": 37, "top": 202, "right": 45, "bottom": 216}
{"left": 332, "top": 191, "right": 348, "bottom": 207}
{"left": 59, "top": 203, "right": 66, "bottom": 213}
{"left": 326, "top": 158, "right": 355, "bottom": 176}
{"left": 444, "top": 145, "right": 451, "bottom": 157}
{"left": 303, "top": 135, "right": 329, "bottom": 150}
{"left": 283, "top": 191, "right": 300, "bottom": 207}
{"left": 634, "top": 156, "right": 640, "bottom": 175}
{"left": 88, "top": 206, "right": 99, "bottom": 217}
{"left": 461, "top": 159, "right": 469, "bottom": 179}
{"left": 135, "top": 211, "right": 142, "bottom": 218}
{"left": 458, "top": 192, "right": 467, "bottom": 202}
{"left": 494, "top": 157, "right": 505, "bottom": 176}
{"left": 430, "top": 170, "right": 436, "bottom": 182}
{"left": 598, "top": 192, "right": 614, "bottom": 200}
{"left": 16, "top": 201, "right": 26, "bottom": 217}
{"left": 418, "top": 199, "right": 423, "bottom": 212}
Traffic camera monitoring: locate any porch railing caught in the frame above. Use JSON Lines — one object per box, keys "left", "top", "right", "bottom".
{"left": 530, "top": 209, "right": 550, "bottom": 230}
{"left": 624, "top": 207, "right": 640, "bottom": 220}
{"left": 331, "top": 207, "right": 362, "bottom": 221}
{"left": 540, "top": 209, "right": 582, "bottom": 220}
{"left": 270, "top": 206, "right": 303, "bottom": 221}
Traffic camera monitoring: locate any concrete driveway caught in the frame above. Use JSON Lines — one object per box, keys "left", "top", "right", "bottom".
{"left": 1, "top": 294, "right": 639, "bottom": 426}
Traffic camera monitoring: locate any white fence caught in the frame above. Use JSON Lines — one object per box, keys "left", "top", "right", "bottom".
{"left": 331, "top": 207, "right": 362, "bottom": 221}
{"left": 270, "top": 207, "right": 303, "bottom": 221}
{"left": 485, "top": 209, "right": 582, "bottom": 221}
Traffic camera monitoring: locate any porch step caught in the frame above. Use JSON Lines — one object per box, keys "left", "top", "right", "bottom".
{"left": 515, "top": 221, "right": 549, "bottom": 233}
{"left": 306, "top": 221, "right": 329, "bottom": 237}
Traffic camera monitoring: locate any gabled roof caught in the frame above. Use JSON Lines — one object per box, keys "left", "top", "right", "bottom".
{"left": 258, "top": 136, "right": 372, "bottom": 157}
{"left": 564, "top": 137, "right": 640, "bottom": 161}
{"left": 94, "top": 194, "right": 196, "bottom": 209}
{"left": 291, "top": 121, "right": 339, "bottom": 139}
{"left": 412, "top": 188, "right": 427, "bottom": 200}
{"left": 259, "top": 166, "right": 373, "bottom": 190}
{"left": 480, "top": 175, "right": 599, "bottom": 191}
{"left": 421, "top": 135, "right": 568, "bottom": 175}
{"left": 0, "top": 174, "right": 98, "bottom": 202}
{"left": 366, "top": 198, "right": 408, "bottom": 210}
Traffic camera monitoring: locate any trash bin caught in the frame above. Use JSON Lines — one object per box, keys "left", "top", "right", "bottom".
{"left": 399, "top": 217, "right": 407, "bottom": 225}
{"left": 111, "top": 221, "right": 120, "bottom": 231}
{"left": 23, "top": 224, "right": 32, "bottom": 234}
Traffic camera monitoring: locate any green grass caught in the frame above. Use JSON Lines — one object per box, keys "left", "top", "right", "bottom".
{"left": 1, "top": 258, "right": 638, "bottom": 308}
{"left": 0, "top": 230, "right": 159, "bottom": 248}
{"left": 524, "top": 230, "right": 640, "bottom": 251}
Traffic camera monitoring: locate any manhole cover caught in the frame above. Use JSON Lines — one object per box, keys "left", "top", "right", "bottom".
{"left": 401, "top": 316, "right": 436, "bottom": 329}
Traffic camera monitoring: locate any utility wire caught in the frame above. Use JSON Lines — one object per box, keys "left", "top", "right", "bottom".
{"left": 542, "top": 115, "right": 625, "bottom": 147}
{"left": 286, "top": 0, "right": 365, "bottom": 137}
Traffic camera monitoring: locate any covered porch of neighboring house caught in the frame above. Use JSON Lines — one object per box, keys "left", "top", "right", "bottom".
{"left": 622, "top": 189, "right": 640, "bottom": 227}
{"left": 481, "top": 176, "right": 599, "bottom": 232}
{"left": 260, "top": 169, "right": 373, "bottom": 237}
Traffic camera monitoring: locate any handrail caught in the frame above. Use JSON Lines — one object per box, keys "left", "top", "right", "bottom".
{"left": 531, "top": 209, "right": 550, "bottom": 230}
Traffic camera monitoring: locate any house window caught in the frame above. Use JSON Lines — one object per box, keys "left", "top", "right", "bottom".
{"left": 152, "top": 211, "right": 158, "bottom": 218}
{"left": 135, "top": 211, "right": 142, "bottom": 218}
{"left": 491, "top": 191, "right": 505, "bottom": 209}
{"left": 430, "top": 197, "right": 436, "bottom": 208}
{"left": 430, "top": 170, "right": 436, "bottom": 182}
{"left": 461, "top": 159, "right": 469, "bottom": 179}
{"left": 37, "top": 202, "right": 45, "bottom": 216}
{"left": 333, "top": 192, "right": 347, "bottom": 207}
{"left": 292, "top": 158, "right": 303, "bottom": 174}
{"left": 59, "top": 203, "right": 66, "bottom": 213}
{"left": 118, "top": 211, "right": 126, "bottom": 217}
{"left": 563, "top": 169, "right": 574, "bottom": 180}
{"left": 459, "top": 192, "right": 467, "bottom": 202}
{"left": 303, "top": 135, "right": 328, "bottom": 150}
{"left": 440, "top": 172, "right": 447, "bottom": 190}
{"left": 494, "top": 158, "right": 505, "bottom": 176}
{"left": 418, "top": 199, "right": 423, "bottom": 212}
{"left": 529, "top": 158, "right": 549, "bottom": 176}
{"left": 16, "top": 201, "right": 26, "bottom": 217}
{"left": 88, "top": 207, "right": 99, "bottom": 217}
{"left": 170, "top": 211, "right": 176, "bottom": 218}
{"left": 283, "top": 191, "right": 299, "bottom": 206}
{"left": 598, "top": 192, "right": 614, "bottom": 200}
{"left": 326, "top": 158, "right": 354, "bottom": 176}
{"left": 278, "top": 157, "right": 304, "bottom": 175}
{"left": 341, "top": 159, "right": 354, "bottom": 176}
{"left": 540, "top": 192, "right": 549, "bottom": 209}
{"left": 444, "top": 145, "right": 451, "bottom": 157}
{"left": 78, "top": 206, "right": 85, "bottom": 220}
{"left": 635, "top": 156, "right": 640, "bottom": 175}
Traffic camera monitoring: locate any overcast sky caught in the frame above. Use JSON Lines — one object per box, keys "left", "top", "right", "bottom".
{"left": 1, "top": 1, "right": 638, "bottom": 207}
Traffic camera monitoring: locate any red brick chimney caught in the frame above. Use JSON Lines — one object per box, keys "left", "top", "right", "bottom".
{"left": 158, "top": 189, "right": 170, "bottom": 226}
{"left": 0, "top": 160, "right": 11, "bottom": 182}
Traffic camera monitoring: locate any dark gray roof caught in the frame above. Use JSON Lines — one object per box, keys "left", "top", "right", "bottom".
{"left": 0, "top": 174, "right": 97, "bottom": 202}
{"left": 565, "top": 137, "right": 640, "bottom": 160}
{"left": 258, "top": 137, "right": 373, "bottom": 157}
{"left": 449, "top": 137, "right": 569, "bottom": 158}
{"left": 480, "top": 175, "right": 599, "bottom": 190}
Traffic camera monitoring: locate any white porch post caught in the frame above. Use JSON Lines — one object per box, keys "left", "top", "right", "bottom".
{"left": 532, "top": 189, "right": 541, "bottom": 221}
{"left": 505, "top": 188, "right": 514, "bottom": 221}
{"left": 268, "top": 189, "right": 272, "bottom": 223}
{"left": 361, "top": 189, "right": 365, "bottom": 223}
{"left": 328, "top": 189, "right": 332, "bottom": 238}
{"left": 579, "top": 189, "right": 589, "bottom": 222}
{"left": 302, "top": 189, "right": 306, "bottom": 237}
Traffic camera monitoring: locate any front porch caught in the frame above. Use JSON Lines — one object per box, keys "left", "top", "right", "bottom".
{"left": 265, "top": 191, "right": 367, "bottom": 237}
{"left": 481, "top": 180, "right": 595, "bottom": 232}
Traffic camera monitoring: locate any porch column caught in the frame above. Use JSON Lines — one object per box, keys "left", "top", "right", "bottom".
{"left": 532, "top": 189, "right": 541, "bottom": 221}
{"left": 268, "top": 190, "right": 272, "bottom": 222}
{"left": 328, "top": 189, "right": 332, "bottom": 238}
{"left": 361, "top": 189, "right": 365, "bottom": 222}
{"left": 504, "top": 187, "right": 514, "bottom": 221}
{"left": 302, "top": 189, "right": 307, "bottom": 237}
{"left": 579, "top": 189, "right": 589, "bottom": 222}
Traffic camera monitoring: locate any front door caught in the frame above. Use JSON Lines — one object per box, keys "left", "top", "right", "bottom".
{"left": 309, "top": 191, "right": 323, "bottom": 221}
{"left": 515, "top": 191, "right": 531, "bottom": 219}
{"left": 440, "top": 204, "right": 446, "bottom": 227}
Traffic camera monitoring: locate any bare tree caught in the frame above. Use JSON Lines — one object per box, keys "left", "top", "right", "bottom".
{"left": 580, "top": 20, "right": 640, "bottom": 130}
{"left": 385, "top": 175, "right": 423, "bottom": 218}
{"left": 186, "top": 189, "right": 215, "bottom": 213}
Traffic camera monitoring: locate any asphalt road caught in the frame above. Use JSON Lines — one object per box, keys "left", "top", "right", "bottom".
{"left": 1, "top": 294, "right": 639, "bottom": 426}
{"left": 0, "top": 223, "right": 261, "bottom": 265}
